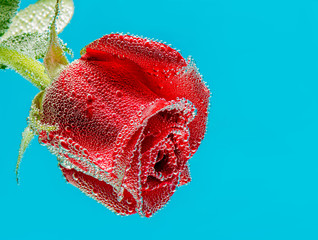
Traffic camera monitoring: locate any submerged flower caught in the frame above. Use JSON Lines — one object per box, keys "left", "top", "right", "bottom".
{"left": 35, "top": 34, "right": 210, "bottom": 217}
{"left": 0, "top": 0, "right": 209, "bottom": 218}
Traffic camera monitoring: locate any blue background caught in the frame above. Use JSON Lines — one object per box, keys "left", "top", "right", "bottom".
{"left": 1, "top": 0, "right": 318, "bottom": 239}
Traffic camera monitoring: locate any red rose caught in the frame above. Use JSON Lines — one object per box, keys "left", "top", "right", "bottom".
{"left": 38, "top": 34, "right": 210, "bottom": 217}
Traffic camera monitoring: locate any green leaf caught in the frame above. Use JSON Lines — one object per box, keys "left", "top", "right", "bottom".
{"left": 0, "top": 32, "right": 73, "bottom": 61}
{"left": 0, "top": 0, "right": 20, "bottom": 38}
{"left": 44, "top": 0, "right": 69, "bottom": 80}
{"left": 0, "top": 45, "right": 51, "bottom": 89}
{"left": 1, "top": 32, "right": 49, "bottom": 60}
{"left": 0, "top": 63, "right": 7, "bottom": 69}
{"left": 1, "top": 0, "right": 74, "bottom": 40}
{"left": 16, "top": 125, "right": 34, "bottom": 184}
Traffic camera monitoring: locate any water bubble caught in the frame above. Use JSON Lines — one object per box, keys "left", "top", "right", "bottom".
{"left": 116, "top": 90, "right": 123, "bottom": 98}
{"left": 92, "top": 187, "right": 99, "bottom": 196}
{"left": 82, "top": 148, "right": 89, "bottom": 156}
{"left": 60, "top": 140, "right": 69, "bottom": 150}
{"left": 40, "top": 139, "right": 48, "bottom": 145}
{"left": 74, "top": 143, "right": 80, "bottom": 151}
{"left": 87, "top": 94, "right": 94, "bottom": 103}
{"left": 72, "top": 173, "right": 79, "bottom": 181}
{"left": 65, "top": 126, "right": 71, "bottom": 132}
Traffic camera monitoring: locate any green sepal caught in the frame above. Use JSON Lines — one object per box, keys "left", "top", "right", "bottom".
{"left": 28, "top": 91, "right": 58, "bottom": 133}
{"left": 16, "top": 91, "right": 58, "bottom": 184}
{"left": 80, "top": 46, "right": 86, "bottom": 56}
{"left": 44, "top": 0, "right": 69, "bottom": 80}
{"left": 16, "top": 125, "right": 34, "bottom": 184}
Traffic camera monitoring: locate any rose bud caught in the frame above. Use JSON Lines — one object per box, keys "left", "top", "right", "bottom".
{"left": 37, "top": 34, "right": 210, "bottom": 217}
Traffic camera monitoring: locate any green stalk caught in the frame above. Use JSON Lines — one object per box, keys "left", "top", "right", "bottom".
{"left": 0, "top": 46, "right": 51, "bottom": 90}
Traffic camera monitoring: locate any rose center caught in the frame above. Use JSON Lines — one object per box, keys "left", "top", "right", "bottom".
{"left": 149, "top": 142, "right": 177, "bottom": 183}
{"left": 154, "top": 151, "right": 169, "bottom": 173}
{"left": 141, "top": 128, "right": 191, "bottom": 191}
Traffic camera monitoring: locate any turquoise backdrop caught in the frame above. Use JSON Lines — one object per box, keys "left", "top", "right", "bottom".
{"left": 1, "top": 0, "right": 318, "bottom": 239}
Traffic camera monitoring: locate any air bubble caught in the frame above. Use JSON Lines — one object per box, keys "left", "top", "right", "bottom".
{"left": 74, "top": 143, "right": 80, "bottom": 151}
{"left": 60, "top": 140, "right": 69, "bottom": 150}
{"left": 87, "top": 93, "right": 94, "bottom": 102}
{"left": 65, "top": 126, "right": 71, "bottom": 132}
{"left": 72, "top": 173, "right": 79, "bottom": 181}
{"left": 82, "top": 148, "right": 89, "bottom": 156}
{"left": 92, "top": 187, "right": 99, "bottom": 196}
{"left": 116, "top": 90, "right": 123, "bottom": 98}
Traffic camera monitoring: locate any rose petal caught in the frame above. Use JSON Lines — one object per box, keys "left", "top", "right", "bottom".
{"left": 122, "top": 99, "right": 193, "bottom": 216}
{"left": 82, "top": 34, "right": 186, "bottom": 70}
{"left": 82, "top": 34, "right": 210, "bottom": 155}
{"left": 61, "top": 165, "right": 136, "bottom": 215}
{"left": 42, "top": 56, "right": 158, "bottom": 167}
{"left": 178, "top": 165, "right": 191, "bottom": 186}
{"left": 141, "top": 177, "right": 179, "bottom": 217}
